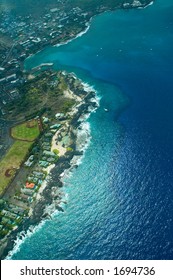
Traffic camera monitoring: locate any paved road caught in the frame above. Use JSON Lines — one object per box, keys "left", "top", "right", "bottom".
{"left": 0, "top": 119, "right": 15, "bottom": 159}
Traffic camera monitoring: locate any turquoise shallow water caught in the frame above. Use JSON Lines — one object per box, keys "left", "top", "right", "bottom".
{"left": 9, "top": 0, "right": 173, "bottom": 259}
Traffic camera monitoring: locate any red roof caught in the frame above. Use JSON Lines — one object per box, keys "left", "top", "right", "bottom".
{"left": 26, "top": 182, "right": 35, "bottom": 189}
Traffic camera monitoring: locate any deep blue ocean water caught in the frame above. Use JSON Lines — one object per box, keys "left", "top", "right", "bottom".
{"left": 10, "top": 0, "right": 173, "bottom": 259}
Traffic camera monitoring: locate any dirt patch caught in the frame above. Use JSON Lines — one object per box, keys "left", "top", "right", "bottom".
{"left": 5, "top": 168, "right": 16, "bottom": 178}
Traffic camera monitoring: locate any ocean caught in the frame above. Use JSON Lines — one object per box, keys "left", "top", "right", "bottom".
{"left": 9, "top": 0, "right": 173, "bottom": 259}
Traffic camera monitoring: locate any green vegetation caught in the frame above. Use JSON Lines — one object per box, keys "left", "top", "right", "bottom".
{"left": 0, "top": 229, "right": 9, "bottom": 238}
{"left": 0, "top": 199, "right": 5, "bottom": 210}
{"left": 5, "top": 72, "right": 76, "bottom": 120}
{"left": 11, "top": 120, "right": 40, "bottom": 141}
{"left": 0, "top": 140, "right": 33, "bottom": 196}
{"left": 66, "top": 147, "right": 73, "bottom": 152}
{"left": 61, "top": 99, "right": 75, "bottom": 113}
{"left": 53, "top": 149, "right": 59, "bottom": 155}
{"left": 58, "top": 76, "right": 68, "bottom": 91}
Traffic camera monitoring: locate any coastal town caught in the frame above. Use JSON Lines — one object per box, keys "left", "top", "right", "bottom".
{"left": 0, "top": 0, "right": 152, "bottom": 152}
{"left": 0, "top": 67, "right": 98, "bottom": 258}
{"left": 0, "top": 0, "right": 153, "bottom": 259}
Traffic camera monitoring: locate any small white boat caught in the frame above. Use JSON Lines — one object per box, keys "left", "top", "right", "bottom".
{"left": 104, "top": 108, "right": 108, "bottom": 112}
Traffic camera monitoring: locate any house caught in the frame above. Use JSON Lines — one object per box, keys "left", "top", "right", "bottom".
{"left": 50, "top": 124, "right": 61, "bottom": 129}
{"left": 43, "top": 151, "right": 55, "bottom": 157}
{"left": 32, "top": 171, "right": 45, "bottom": 179}
{"left": 20, "top": 194, "right": 29, "bottom": 202}
{"left": 27, "top": 176, "right": 38, "bottom": 184}
{"left": 42, "top": 117, "right": 49, "bottom": 123}
{"left": 21, "top": 188, "right": 34, "bottom": 196}
{"left": 47, "top": 157, "right": 56, "bottom": 163}
{"left": 42, "top": 145, "right": 51, "bottom": 151}
{"left": 3, "top": 209, "right": 18, "bottom": 219}
{"left": 39, "top": 161, "right": 49, "bottom": 168}
{"left": 55, "top": 113, "right": 65, "bottom": 120}
{"left": 24, "top": 159, "right": 34, "bottom": 167}
{"left": 26, "top": 182, "right": 35, "bottom": 189}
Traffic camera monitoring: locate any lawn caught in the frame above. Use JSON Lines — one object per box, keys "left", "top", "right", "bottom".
{"left": 0, "top": 141, "right": 33, "bottom": 196}
{"left": 11, "top": 119, "right": 40, "bottom": 141}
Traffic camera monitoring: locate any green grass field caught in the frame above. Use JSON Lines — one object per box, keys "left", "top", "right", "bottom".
{"left": 0, "top": 119, "right": 41, "bottom": 195}
{"left": 11, "top": 120, "right": 40, "bottom": 141}
{"left": 0, "top": 141, "right": 33, "bottom": 196}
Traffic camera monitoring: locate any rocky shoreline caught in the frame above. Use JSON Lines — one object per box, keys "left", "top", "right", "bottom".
{"left": 0, "top": 75, "right": 99, "bottom": 260}
{"left": 0, "top": 0, "right": 154, "bottom": 259}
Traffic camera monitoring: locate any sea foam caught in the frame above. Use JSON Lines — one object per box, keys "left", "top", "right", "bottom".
{"left": 55, "top": 24, "right": 90, "bottom": 48}
{"left": 6, "top": 221, "right": 46, "bottom": 259}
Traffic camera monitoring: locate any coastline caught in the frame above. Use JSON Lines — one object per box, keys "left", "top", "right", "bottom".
{"left": 0, "top": 0, "right": 154, "bottom": 259}
{"left": 1, "top": 74, "right": 100, "bottom": 260}
{"left": 25, "top": 1, "right": 154, "bottom": 65}
{"left": 138, "top": 1, "right": 154, "bottom": 9}
{"left": 24, "top": 16, "right": 92, "bottom": 62}
{"left": 55, "top": 23, "right": 91, "bottom": 48}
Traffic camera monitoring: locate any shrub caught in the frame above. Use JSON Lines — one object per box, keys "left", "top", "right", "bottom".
{"left": 66, "top": 147, "right": 73, "bottom": 152}
{"left": 53, "top": 149, "right": 59, "bottom": 155}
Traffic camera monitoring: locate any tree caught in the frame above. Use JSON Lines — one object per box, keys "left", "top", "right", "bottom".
{"left": 53, "top": 149, "right": 59, "bottom": 155}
